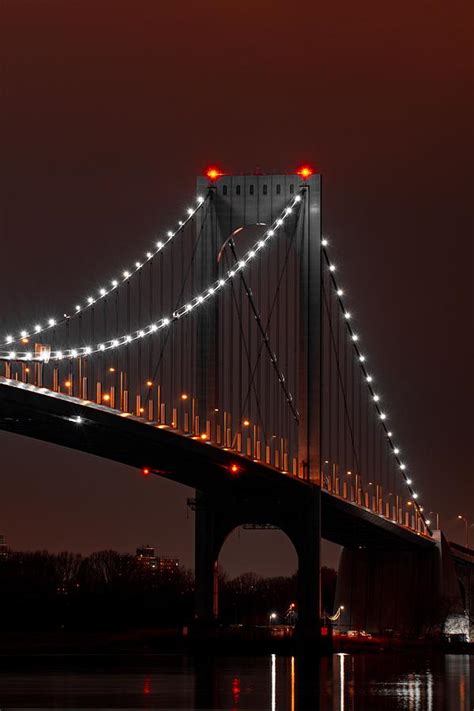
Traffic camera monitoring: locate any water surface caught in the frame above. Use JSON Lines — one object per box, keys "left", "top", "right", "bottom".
{"left": 0, "top": 653, "right": 471, "bottom": 710}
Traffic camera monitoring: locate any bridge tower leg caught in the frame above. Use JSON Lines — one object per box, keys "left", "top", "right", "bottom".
{"left": 194, "top": 493, "right": 219, "bottom": 624}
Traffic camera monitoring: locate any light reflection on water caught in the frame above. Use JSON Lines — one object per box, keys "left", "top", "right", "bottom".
{"left": 0, "top": 653, "right": 471, "bottom": 710}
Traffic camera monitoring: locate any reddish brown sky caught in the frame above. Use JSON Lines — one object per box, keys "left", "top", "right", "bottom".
{"left": 0, "top": 0, "right": 472, "bottom": 574}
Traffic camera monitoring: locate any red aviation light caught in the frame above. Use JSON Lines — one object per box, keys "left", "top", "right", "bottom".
{"left": 206, "top": 166, "right": 223, "bottom": 181}
{"left": 296, "top": 165, "right": 314, "bottom": 179}
{"left": 142, "top": 467, "right": 151, "bottom": 476}
{"left": 230, "top": 464, "right": 239, "bottom": 475}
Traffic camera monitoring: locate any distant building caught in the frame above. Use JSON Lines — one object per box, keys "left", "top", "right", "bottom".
{"left": 156, "top": 556, "right": 180, "bottom": 574}
{"left": 136, "top": 545, "right": 179, "bottom": 574}
{"left": 0, "top": 535, "right": 8, "bottom": 557}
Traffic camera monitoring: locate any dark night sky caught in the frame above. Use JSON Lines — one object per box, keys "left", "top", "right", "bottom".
{"left": 0, "top": 0, "right": 472, "bottom": 576}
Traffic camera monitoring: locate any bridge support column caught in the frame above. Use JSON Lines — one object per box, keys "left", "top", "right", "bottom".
{"left": 295, "top": 488, "right": 321, "bottom": 639}
{"left": 194, "top": 493, "right": 220, "bottom": 624}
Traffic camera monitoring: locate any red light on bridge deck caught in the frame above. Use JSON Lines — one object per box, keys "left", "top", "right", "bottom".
{"left": 230, "top": 464, "right": 239, "bottom": 474}
{"left": 142, "top": 468, "right": 150, "bottom": 476}
{"left": 296, "top": 165, "right": 314, "bottom": 179}
{"left": 206, "top": 166, "right": 223, "bottom": 181}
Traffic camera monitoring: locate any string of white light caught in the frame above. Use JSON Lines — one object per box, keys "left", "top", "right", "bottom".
{"left": 3, "top": 194, "right": 209, "bottom": 347}
{"left": 1, "top": 193, "right": 303, "bottom": 362}
{"left": 321, "top": 241, "right": 431, "bottom": 535}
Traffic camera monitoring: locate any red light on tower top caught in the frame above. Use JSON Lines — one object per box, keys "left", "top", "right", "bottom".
{"left": 142, "top": 467, "right": 150, "bottom": 476}
{"left": 296, "top": 165, "right": 314, "bottom": 179}
{"left": 206, "top": 166, "right": 223, "bottom": 181}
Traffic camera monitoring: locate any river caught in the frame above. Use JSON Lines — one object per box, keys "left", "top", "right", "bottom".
{"left": 0, "top": 653, "right": 471, "bottom": 709}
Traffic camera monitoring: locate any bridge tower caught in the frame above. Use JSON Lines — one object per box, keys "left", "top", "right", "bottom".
{"left": 193, "top": 171, "right": 322, "bottom": 637}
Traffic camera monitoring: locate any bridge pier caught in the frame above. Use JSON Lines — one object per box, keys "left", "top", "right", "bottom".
{"left": 193, "top": 486, "right": 321, "bottom": 640}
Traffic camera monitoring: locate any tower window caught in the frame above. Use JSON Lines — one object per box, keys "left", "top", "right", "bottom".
{"left": 223, "top": 185, "right": 228, "bottom": 196}
{"left": 249, "top": 185, "right": 254, "bottom": 195}
{"left": 263, "top": 185, "right": 268, "bottom": 195}
{"left": 289, "top": 184, "right": 294, "bottom": 194}
{"left": 276, "top": 184, "right": 281, "bottom": 195}
{"left": 236, "top": 185, "right": 241, "bottom": 195}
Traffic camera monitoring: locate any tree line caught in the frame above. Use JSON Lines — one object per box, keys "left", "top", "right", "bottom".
{"left": 0, "top": 550, "right": 336, "bottom": 631}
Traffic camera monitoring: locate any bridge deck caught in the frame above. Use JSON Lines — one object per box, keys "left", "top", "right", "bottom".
{"left": 0, "top": 378, "right": 434, "bottom": 551}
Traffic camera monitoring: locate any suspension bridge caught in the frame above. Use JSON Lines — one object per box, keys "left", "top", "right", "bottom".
{"left": 0, "top": 168, "right": 471, "bottom": 640}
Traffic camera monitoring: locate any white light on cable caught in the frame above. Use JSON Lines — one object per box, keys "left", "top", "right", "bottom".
{"left": 373, "top": 394, "right": 380, "bottom": 401}
{"left": 394, "top": 447, "right": 400, "bottom": 454}
{"left": 321, "top": 238, "right": 328, "bottom": 246}
{"left": 344, "top": 312, "right": 351, "bottom": 319}
{"left": 329, "top": 264, "right": 336, "bottom": 272}
{"left": 380, "top": 412, "right": 386, "bottom": 420}
{"left": 337, "top": 289, "right": 344, "bottom": 296}
{"left": 48, "top": 319, "right": 56, "bottom": 327}
{"left": 351, "top": 334, "right": 359, "bottom": 341}
{"left": 400, "top": 463, "right": 406, "bottom": 470}
{"left": 406, "top": 477, "right": 412, "bottom": 484}
{"left": 366, "top": 375, "right": 373, "bottom": 382}
{"left": 20, "top": 330, "right": 27, "bottom": 338}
